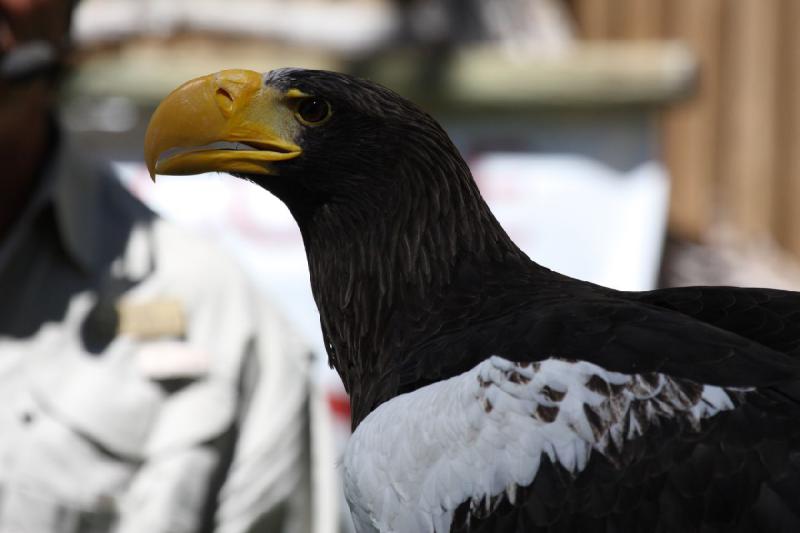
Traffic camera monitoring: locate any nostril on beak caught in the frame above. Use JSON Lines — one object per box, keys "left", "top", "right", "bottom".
{"left": 215, "top": 86, "right": 235, "bottom": 117}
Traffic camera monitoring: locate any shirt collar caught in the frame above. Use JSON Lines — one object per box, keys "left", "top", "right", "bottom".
{"left": 50, "top": 135, "right": 108, "bottom": 274}
{"left": 52, "top": 132, "right": 145, "bottom": 275}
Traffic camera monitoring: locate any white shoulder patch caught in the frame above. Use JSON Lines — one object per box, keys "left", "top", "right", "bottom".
{"left": 343, "top": 356, "right": 740, "bottom": 533}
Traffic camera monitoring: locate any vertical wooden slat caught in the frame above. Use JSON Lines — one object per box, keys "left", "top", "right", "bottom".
{"left": 571, "top": 0, "right": 613, "bottom": 39}
{"left": 603, "top": 0, "right": 629, "bottom": 39}
{"left": 718, "top": 0, "right": 781, "bottom": 240}
{"left": 660, "top": 0, "right": 723, "bottom": 240}
{"left": 622, "top": 0, "right": 665, "bottom": 39}
{"left": 775, "top": 0, "right": 800, "bottom": 254}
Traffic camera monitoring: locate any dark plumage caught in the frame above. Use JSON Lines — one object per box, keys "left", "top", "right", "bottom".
{"left": 146, "top": 68, "right": 800, "bottom": 532}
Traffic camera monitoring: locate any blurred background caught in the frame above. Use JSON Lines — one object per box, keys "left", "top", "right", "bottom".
{"left": 64, "top": 0, "right": 800, "bottom": 286}
{"left": 47, "top": 0, "right": 800, "bottom": 529}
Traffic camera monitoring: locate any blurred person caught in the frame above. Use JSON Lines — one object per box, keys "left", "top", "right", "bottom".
{"left": 0, "top": 1, "right": 315, "bottom": 532}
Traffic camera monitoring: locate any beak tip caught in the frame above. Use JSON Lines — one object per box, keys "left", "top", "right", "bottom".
{"left": 146, "top": 160, "right": 157, "bottom": 182}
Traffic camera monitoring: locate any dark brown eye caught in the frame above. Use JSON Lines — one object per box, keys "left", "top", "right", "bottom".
{"left": 296, "top": 97, "right": 330, "bottom": 124}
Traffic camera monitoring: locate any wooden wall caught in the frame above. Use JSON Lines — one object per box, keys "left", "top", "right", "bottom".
{"left": 566, "top": 0, "right": 800, "bottom": 256}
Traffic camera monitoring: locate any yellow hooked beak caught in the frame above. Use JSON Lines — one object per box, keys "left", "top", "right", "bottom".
{"left": 144, "top": 69, "right": 302, "bottom": 179}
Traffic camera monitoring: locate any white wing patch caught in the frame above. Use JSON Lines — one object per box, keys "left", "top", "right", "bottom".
{"left": 343, "top": 356, "right": 740, "bottom": 533}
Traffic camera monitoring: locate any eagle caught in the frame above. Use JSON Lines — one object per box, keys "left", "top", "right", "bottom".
{"left": 144, "top": 68, "right": 800, "bottom": 532}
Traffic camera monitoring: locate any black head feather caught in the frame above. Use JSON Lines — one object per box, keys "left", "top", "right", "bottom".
{"left": 252, "top": 69, "right": 467, "bottom": 212}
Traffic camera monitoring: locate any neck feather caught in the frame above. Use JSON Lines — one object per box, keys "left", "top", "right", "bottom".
{"left": 291, "top": 149, "right": 530, "bottom": 421}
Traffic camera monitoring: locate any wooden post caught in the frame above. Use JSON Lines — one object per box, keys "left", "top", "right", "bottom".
{"left": 718, "top": 0, "right": 781, "bottom": 241}
{"left": 775, "top": 0, "right": 800, "bottom": 256}
{"left": 660, "top": 0, "right": 722, "bottom": 240}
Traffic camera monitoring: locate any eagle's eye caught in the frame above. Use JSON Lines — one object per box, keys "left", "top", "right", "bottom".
{"left": 295, "top": 97, "right": 331, "bottom": 125}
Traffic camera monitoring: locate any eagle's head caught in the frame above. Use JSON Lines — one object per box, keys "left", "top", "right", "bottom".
{"left": 145, "top": 68, "right": 460, "bottom": 215}
{"left": 144, "top": 68, "right": 528, "bottom": 424}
